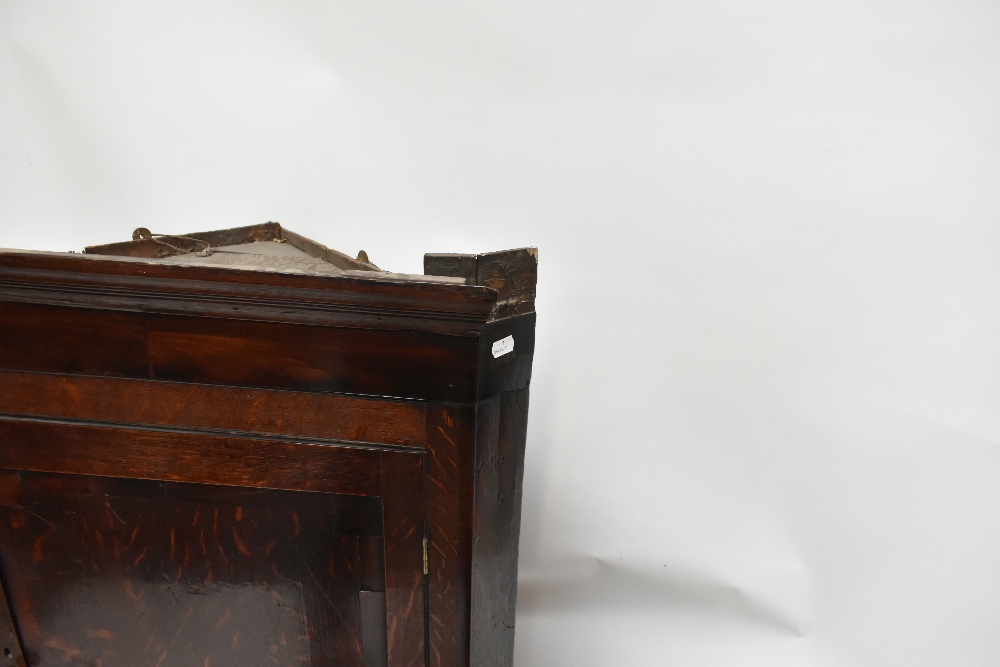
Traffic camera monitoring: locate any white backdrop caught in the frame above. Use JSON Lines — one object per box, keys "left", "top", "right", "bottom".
{"left": 2, "top": 2, "right": 999, "bottom": 664}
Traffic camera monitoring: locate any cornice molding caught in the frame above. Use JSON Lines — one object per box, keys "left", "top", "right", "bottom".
{"left": 0, "top": 250, "right": 498, "bottom": 335}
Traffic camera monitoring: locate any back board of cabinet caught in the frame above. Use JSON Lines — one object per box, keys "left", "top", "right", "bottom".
{"left": 0, "top": 224, "right": 537, "bottom": 667}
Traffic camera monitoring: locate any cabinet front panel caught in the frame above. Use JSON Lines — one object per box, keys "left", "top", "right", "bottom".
{"left": 0, "top": 301, "right": 479, "bottom": 402}
{"left": 0, "top": 371, "right": 429, "bottom": 449}
{"left": 0, "top": 417, "right": 382, "bottom": 497}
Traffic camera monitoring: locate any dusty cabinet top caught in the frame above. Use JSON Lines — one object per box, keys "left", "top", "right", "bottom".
{"left": 0, "top": 222, "right": 537, "bottom": 329}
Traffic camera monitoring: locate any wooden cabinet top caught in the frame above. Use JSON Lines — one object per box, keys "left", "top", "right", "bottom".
{"left": 0, "top": 223, "right": 536, "bottom": 337}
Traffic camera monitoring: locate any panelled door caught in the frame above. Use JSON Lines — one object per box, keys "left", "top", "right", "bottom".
{"left": 0, "top": 376, "right": 428, "bottom": 667}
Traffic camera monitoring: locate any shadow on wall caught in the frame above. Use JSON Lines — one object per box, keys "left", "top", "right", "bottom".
{"left": 517, "top": 557, "right": 810, "bottom": 637}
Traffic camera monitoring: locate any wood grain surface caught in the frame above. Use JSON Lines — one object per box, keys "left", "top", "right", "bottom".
{"left": 0, "top": 576, "right": 25, "bottom": 667}
{"left": 0, "top": 470, "right": 369, "bottom": 667}
{"left": 380, "top": 452, "right": 427, "bottom": 667}
{"left": 0, "top": 240, "right": 538, "bottom": 667}
{"left": 0, "top": 301, "right": 481, "bottom": 402}
{"left": 469, "top": 389, "right": 530, "bottom": 667}
{"left": 0, "top": 417, "right": 382, "bottom": 496}
{"left": 424, "top": 406, "right": 476, "bottom": 667}
{"left": 0, "top": 370, "right": 427, "bottom": 448}
{"left": 0, "top": 249, "right": 497, "bottom": 336}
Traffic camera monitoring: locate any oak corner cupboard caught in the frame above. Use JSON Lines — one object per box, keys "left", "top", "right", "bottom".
{"left": 0, "top": 223, "right": 537, "bottom": 667}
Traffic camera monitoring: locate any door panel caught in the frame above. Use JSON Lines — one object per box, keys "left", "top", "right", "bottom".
{"left": 0, "top": 470, "right": 406, "bottom": 667}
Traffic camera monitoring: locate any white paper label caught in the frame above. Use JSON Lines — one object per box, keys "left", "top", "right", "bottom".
{"left": 492, "top": 335, "right": 514, "bottom": 358}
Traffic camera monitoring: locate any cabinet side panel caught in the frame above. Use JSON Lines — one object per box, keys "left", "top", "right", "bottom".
{"left": 425, "top": 407, "right": 476, "bottom": 667}
{"left": 469, "top": 388, "right": 529, "bottom": 667}
{"left": 476, "top": 314, "right": 535, "bottom": 401}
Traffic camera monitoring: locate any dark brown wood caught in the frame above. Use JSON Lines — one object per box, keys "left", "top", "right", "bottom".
{"left": 423, "top": 255, "right": 477, "bottom": 285}
{"left": 0, "top": 230, "right": 537, "bottom": 667}
{"left": 360, "top": 537, "right": 387, "bottom": 592}
{"left": 424, "top": 248, "right": 537, "bottom": 320}
{"left": 0, "top": 370, "right": 428, "bottom": 448}
{"left": 424, "top": 406, "right": 476, "bottom": 667}
{"left": 0, "top": 249, "right": 492, "bottom": 336}
{"left": 0, "top": 577, "right": 26, "bottom": 667}
{"left": 477, "top": 314, "right": 536, "bottom": 400}
{"left": 145, "top": 314, "right": 479, "bottom": 402}
{"left": 470, "top": 389, "right": 530, "bottom": 667}
{"left": 0, "top": 302, "right": 483, "bottom": 402}
{"left": 0, "top": 417, "right": 382, "bottom": 496}
{"left": 380, "top": 452, "right": 427, "bottom": 667}
{"left": 0, "top": 301, "right": 149, "bottom": 378}
{"left": 476, "top": 249, "right": 537, "bottom": 320}
{"left": 0, "top": 470, "right": 367, "bottom": 666}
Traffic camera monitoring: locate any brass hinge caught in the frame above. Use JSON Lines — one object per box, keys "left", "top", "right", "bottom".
{"left": 423, "top": 538, "right": 429, "bottom": 575}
